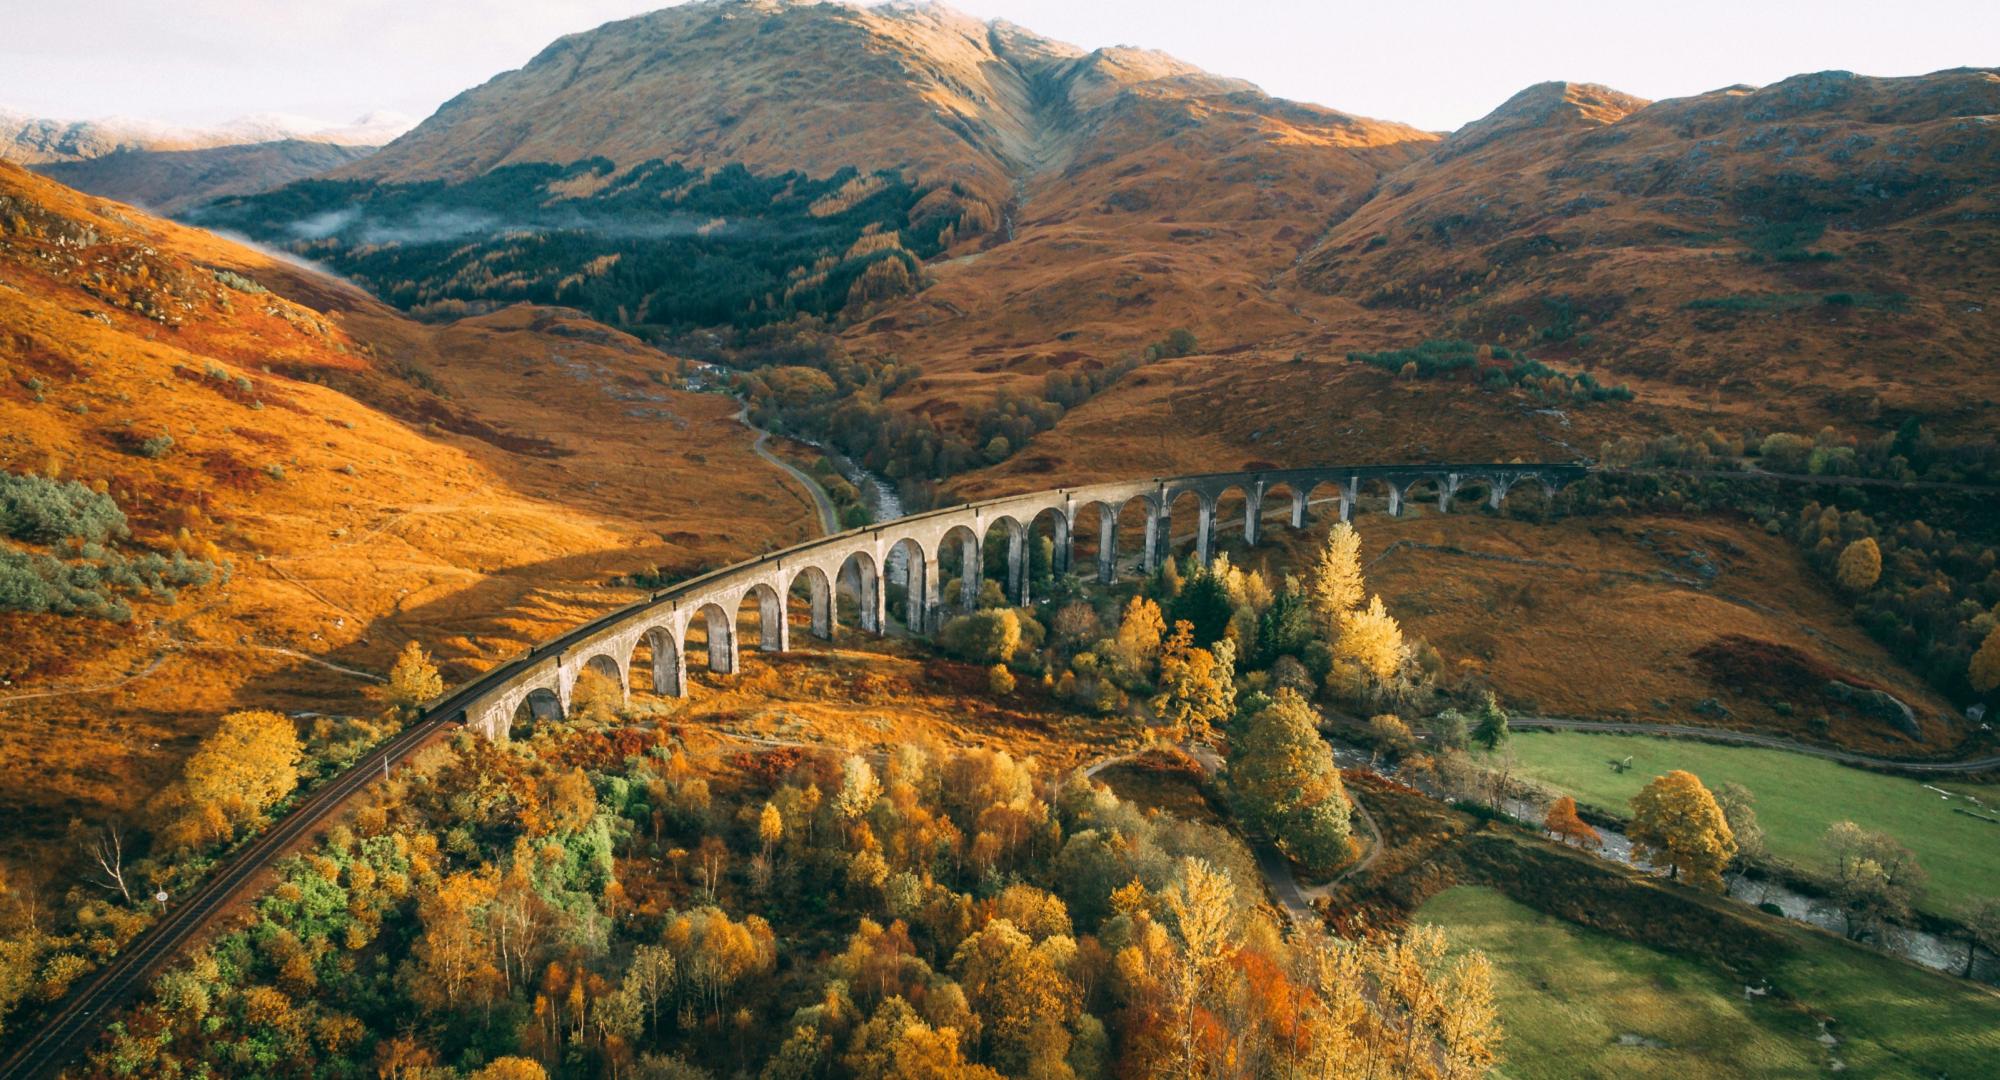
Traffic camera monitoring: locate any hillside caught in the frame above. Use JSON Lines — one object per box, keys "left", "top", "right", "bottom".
{"left": 32, "top": 140, "right": 376, "bottom": 211}
{"left": 0, "top": 162, "right": 819, "bottom": 855}
{"left": 1287, "top": 70, "right": 2000, "bottom": 437}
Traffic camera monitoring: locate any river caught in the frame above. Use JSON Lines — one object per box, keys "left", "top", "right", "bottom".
{"left": 1325, "top": 743, "right": 1984, "bottom": 981}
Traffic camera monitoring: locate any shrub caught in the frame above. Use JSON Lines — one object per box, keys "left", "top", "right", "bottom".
{"left": 137, "top": 434, "right": 176, "bottom": 459}
{"left": 939, "top": 609, "right": 1022, "bottom": 663}
{"left": 0, "top": 471, "right": 128, "bottom": 544}
{"left": 987, "top": 664, "right": 1016, "bottom": 697}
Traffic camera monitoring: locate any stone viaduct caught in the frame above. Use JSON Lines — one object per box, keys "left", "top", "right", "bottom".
{"left": 433, "top": 464, "right": 1587, "bottom": 739}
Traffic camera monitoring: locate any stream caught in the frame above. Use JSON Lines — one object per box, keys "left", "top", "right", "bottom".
{"left": 1325, "top": 744, "right": 1984, "bottom": 981}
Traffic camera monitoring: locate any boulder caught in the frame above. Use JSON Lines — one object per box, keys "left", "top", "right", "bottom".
{"left": 1826, "top": 681, "right": 1921, "bottom": 739}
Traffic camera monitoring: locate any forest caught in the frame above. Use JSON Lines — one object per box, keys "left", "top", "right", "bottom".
{"left": 189, "top": 159, "right": 979, "bottom": 331}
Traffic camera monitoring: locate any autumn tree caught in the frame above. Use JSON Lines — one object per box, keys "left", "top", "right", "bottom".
{"left": 940, "top": 609, "right": 1022, "bottom": 664}
{"left": 168, "top": 709, "right": 303, "bottom": 849}
{"left": 1306, "top": 521, "right": 1365, "bottom": 642}
{"left": 950, "top": 918, "right": 1080, "bottom": 1077}
{"left": 1835, "top": 537, "right": 1882, "bottom": 592}
{"left": 1111, "top": 596, "right": 1167, "bottom": 677}
{"left": 1229, "top": 689, "right": 1353, "bottom": 873}
{"left": 405, "top": 867, "right": 503, "bottom": 1014}
{"left": 1543, "top": 796, "right": 1601, "bottom": 850}
{"left": 469, "top": 1057, "right": 548, "bottom": 1080}
{"left": 1627, "top": 771, "right": 1737, "bottom": 891}
{"left": 1162, "top": 857, "right": 1238, "bottom": 1076}
{"left": 387, "top": 640, "right": 444, "bottom": 715}
{"left": 1972, "top": 622, "right": 2000, "bottom": 694}
{"left": 1823, "top": 821, "right": 1927, "bottom": 939}
{"left": 1151, "top": 621, "right": 1234, "bottom": 743}
{"left": 759, "top": 802, "right": 784, "bottom": 860}
{"left": 1334, "top": 595, "right": 1407, "bottom": 687}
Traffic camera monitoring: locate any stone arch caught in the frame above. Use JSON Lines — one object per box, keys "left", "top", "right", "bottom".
{"left": 1494, "top": 472, "right": 1557, "bottom": 519}
{"left": 788, "top": 565, "right": 834, "bottom": 640}
{"left": 630, "top": 624, "right": 684, "bottom": 698}
{"left": 738, "top": 582, "right": 786, "bottom": 654}
{"left": 983, "top": 515, "right": 1030, "bottom": 604}
{"left": 1027, "top": 506, "right": 1070, "bottom": 597}
{"left": 686, "top": 601, "right": 737, "bottom": 676}
{"left": 1070, "top": 501, "right": 1118, "bottom": 584}
{"left": 1349, "top": 475, "right": 1402, "bottom": 519}
{"left": 1402, "top": 475, "right": 1447, "bottom": 516}
{"left": 578, "top": 652, "right": 626, "bottom": 706}
{"left": 885, "top": 536, "right": 930, "bottom": 634}
{"left": 939, "top": 524, "right": 982, "bottom": 611}
{"left": 1113, "top": 493, "right": 1161, "bottom": 576}
{"left": 1452, "top": 474, "right": 1496, "bottom": 513}
{"left": 1161, "top": 488, "right": 1207, "bottom": 565}
{"left": 1210, "top": 485, "right": 1251, "bottom": 555}
{"left": 512, "top": 686, "right": 563, "bottom": 732}
{"left": 1258, "top": 481, "right": 1307, "bottom": 537}
{"left": 837, "top": 550, "right": 882, "bottom": 634}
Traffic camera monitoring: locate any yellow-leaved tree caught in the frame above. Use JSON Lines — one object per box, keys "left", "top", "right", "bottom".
{"left": 1628, "top": 770, "right": 1737, "bottom": 891}
{"left": 1151, "top": 622, "right": 1235, "bottom": 744}
{"left": 1835, "top": 537, "right": 1882, "bottom": 592}
{"left": 1335, "top": 595, "right": 1408, "bottom": 684}
{"left": 166, "top": 709, "right": 303, "bottom": 850}
{"left": 1306, "top": 521, "right": 1365, "bottom": 642}
{"left": 1971, "top": 622, "right": 2000, "bottom": 693}
{"left": 386, "top": 640, "right": 444, "bottom": 714}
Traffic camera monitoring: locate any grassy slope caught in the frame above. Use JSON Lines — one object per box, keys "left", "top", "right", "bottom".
{"left": 1420, "top": 885, "right": 2000, "bottom": 1079}
{"left": 1489, "top": 732, "right": 1999, "bottom": 911}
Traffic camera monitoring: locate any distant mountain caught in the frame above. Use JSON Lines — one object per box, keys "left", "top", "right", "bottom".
{"left": 0, "top": 108, "right": 411, "bottom": 164}
{"left": 31, "top": 140, "right": 375, "bottom": 212}
{"left": 0, "top": 108, "right": 410, "bottom": 210}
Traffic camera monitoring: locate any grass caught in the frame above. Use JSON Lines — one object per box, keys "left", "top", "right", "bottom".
{"left": 1421, "top": 885, "right": 2000, "bottom": 1078}
{"left": 1485, "top": 732, "right": 2000, "bottom": 912}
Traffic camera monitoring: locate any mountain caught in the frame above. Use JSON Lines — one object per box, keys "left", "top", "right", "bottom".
{"left": 197, "top": 0, "right": 1432, "bottom": 376}
{"left": 1, "top": 108, "right": 411, "bottom": 211}
{"left": 188, "top": 2, "right": 2000, "bottom": 486}
{"left": 0, "top": 162, "right": 815, "bottom": 847}
{"left": 0, "top": 108, "right": 412, "bottom": 164}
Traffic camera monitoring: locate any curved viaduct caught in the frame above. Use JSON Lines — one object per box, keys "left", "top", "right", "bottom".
{"left": 438, "top": 463, "right": 1587, "bottom": 739}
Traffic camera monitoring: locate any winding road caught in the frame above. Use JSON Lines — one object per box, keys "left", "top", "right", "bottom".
{"left": 737, "top": 406, "right": 839, "bottom": 537}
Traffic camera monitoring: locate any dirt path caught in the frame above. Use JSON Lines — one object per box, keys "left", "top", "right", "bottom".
{"left": 1504, "top": 716, "right": 2000, "bottom": 773}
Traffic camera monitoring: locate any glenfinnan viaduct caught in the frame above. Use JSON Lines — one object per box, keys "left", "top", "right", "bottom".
{"left": 433, "top": 464, "right": 1586, "bottom": 738}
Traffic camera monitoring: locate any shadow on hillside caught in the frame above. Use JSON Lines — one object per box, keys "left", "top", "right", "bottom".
{"left": 217, "top": 547, "right": 669, "bottom": 720}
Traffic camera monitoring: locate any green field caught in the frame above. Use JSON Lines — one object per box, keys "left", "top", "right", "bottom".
{"left": 1420, "top": 886, "right": 2000, "bottom": 1079}
{"left": 1484, "top": 732, "right": 2000, "bottom": 912}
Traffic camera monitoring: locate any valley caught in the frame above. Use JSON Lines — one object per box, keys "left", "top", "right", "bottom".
{"left": 2, "top": 2, "right": 1997, "bottom": 1078}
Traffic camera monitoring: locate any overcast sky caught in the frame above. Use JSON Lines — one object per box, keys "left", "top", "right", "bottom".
{"left": 4, "top": 0, "right": 1994, "bottom": 133}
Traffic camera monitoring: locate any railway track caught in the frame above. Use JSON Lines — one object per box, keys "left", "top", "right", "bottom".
{"left": 0, "top": 715, "right": 450, "bottom": 1080}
